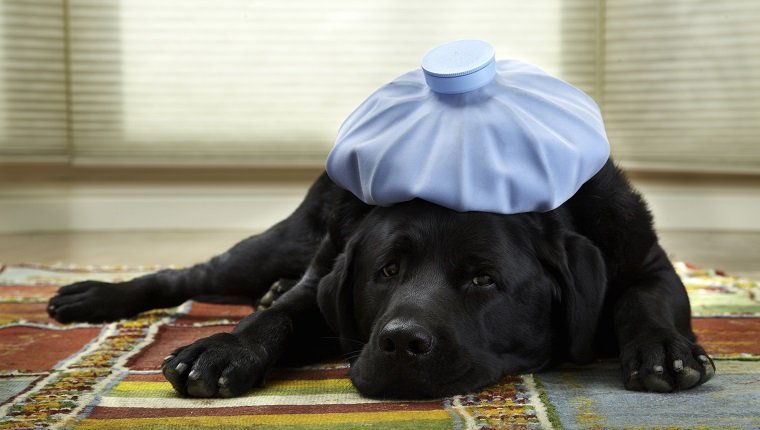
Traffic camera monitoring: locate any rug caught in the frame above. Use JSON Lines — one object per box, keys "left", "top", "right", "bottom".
{"left": 0, "top": 262, "right": 758, "bottom": 430}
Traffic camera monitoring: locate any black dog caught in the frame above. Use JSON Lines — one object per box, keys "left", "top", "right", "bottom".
{"left": 47, "top": 160, "right": 715, "bottom": 398}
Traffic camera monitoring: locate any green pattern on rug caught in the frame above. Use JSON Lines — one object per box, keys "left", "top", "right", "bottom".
{"left": 0, "top": 262, "right": 758, "bottom": 430}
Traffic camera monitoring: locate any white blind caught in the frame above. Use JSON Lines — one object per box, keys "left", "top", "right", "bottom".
{"left": 0, "top": 0, "right": 68, "bottom": 160}
{"left": 1, "top": 0, "right": 599, "bottom": 165}
{"left": 604, "top": 0, "right": 760, "bottom": 173}
{"left": 6, "top": 1, "right": 757, "bottom": 172}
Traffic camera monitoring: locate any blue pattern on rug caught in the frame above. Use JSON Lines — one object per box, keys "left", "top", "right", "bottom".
{"left": 537, "top": 361, "right": 760, "bottom": 429}
{"left": 0, "top": 375, "right": 39, "bottom": 404}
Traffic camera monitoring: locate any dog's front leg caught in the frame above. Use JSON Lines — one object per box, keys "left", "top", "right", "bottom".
{"left": 47, "top": 174, "right": 337, "bottom": 323}
{"left": 614, "top": 244, "right": 715, "bottom": 392}
{"left": 162, "top": 239, "right": 339, "bottom": 398}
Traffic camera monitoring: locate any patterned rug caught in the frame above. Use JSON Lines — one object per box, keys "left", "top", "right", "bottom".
{"left": 0, "top": 262, "right": 758, "bottom": 430}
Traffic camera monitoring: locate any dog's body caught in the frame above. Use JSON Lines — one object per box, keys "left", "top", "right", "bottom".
{"left": 48, "top": 160, "right": 714, "bottom": 398}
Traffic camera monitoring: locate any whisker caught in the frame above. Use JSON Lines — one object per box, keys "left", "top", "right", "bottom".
{"left": 320, "top": 336, "right": 366, "bottom": 347}
{"left": 340, "top": 348, "right": 364, "bottom": 363}
{"left": 341, "top": 349, "right": 363, "bottom": 359}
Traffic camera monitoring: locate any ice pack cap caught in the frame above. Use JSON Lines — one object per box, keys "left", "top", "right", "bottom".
{"left": 421, "top": 40, "right": 496, "bottom": 94}
{"left": 325, "top": 40, "right": 610, "bottom": 214}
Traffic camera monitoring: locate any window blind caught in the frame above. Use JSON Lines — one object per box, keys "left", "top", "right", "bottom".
{"left": 5, "top": 1, "right": 757, "bottom": 172}
{"left": 0, "top": 0, "right": 68, "bottom": 160}
{"left": 1, "top": 0, "right": 599, "bottom": 166}
{"left": 603, "top": 0, "right": 760, "bottom": 173}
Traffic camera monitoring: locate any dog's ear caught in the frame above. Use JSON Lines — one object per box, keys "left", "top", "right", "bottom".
{"left": 316, "top": 247, "right": 358, "bottom": 351}
{"left": 547, "top": 232, "right": 607, "bottom": 363}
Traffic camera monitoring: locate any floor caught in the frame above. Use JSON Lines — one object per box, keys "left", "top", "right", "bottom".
{"left": 0, "top": 230, "right": 758, "bottom": 280}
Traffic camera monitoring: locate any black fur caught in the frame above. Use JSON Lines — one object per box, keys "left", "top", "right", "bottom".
{"left": 48, "top": 160, "right": 715, "bottom": 398}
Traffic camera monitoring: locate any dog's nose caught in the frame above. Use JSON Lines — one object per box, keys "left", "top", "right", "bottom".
{"left": 377, "top": 319, "right": 434, "bottom": 359}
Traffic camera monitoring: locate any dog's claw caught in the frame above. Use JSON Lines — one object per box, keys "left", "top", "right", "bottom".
{"left": 161, "top": 332, "right": 276, "bottom": 398}
{"left": 700, "top": 355, "right": 716, "bottom": 380}
{"left": 625, "top": 371, "right": 644, "bottom": 391}
{"left": 621, "top": 333, "right": 715, "bottom": 392}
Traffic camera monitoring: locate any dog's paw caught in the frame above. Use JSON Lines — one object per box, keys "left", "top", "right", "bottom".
{"left": 162, "top": 332, "right": 269, "bottom": 398}
{"left": 48, "top": 281, "right": 135, "bottom": 323}
{"left": 621, "top": 332, "right": 715, "bottom": 392}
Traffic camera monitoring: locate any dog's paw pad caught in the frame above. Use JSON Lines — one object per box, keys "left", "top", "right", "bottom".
{"left": 643, "top": 372, "right": 672, "bottom": 392}
{"left": 161, "top": 333, "right": 270, "bottom": 398}
{"left": 186, "top": 367, "right": 219, "bottom": 398}
{"left": 217, "top": 377, "right": 236, "bottom": 398}
{"left": 674, "top": 364, "right": 701, "bottom": 388}
{"left": 621, "top": 334, "right": 715, "bottom": 392}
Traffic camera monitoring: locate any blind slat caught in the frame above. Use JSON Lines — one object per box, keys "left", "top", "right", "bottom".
{"left": 0, "top": 0, "right": 68, "bottom": 158}
{"left": 4, "top": 0, "right": 758, "bottom": 172}
{"left": 60, "top": 0, "right": 597, "bottom": 163}
{"left": 604, "top": 0, "right": 760, "bottom": 172}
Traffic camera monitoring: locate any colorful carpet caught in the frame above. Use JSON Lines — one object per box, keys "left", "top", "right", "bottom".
{"left": 0, "top": 262, "right": 758, "bottom": 429}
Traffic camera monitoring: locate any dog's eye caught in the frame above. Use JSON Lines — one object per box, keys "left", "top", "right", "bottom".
{"left": 472, "top": 274, "right": 494, "bottom": 286}
{"left": 381, "top": 263, "right": 399, "bottom": 278}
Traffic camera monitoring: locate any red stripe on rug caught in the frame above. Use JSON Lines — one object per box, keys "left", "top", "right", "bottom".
{"left": 0, "top": 284, "right": 61, "bottom": 297}
{"left": 692, "top": 317, "right": 760, "bottom": 356}
{"left": 0, "top": 326, "right": 102, "bottom": 371}
{"left": 0, "top": 302, "right": 54, "bottom": 324}
{"left": 12, "top": 263, "right": 166, "bottom": 273}
{"left": 125, "top": 367, "right": 350, "bottom": 382}
{"left": 86, "top": 401, "right": 443, "bottom": 419}
{"left": 174, "top": 302, "right": 253, "bottom": 325}
{"left": 123, "top": 373, "right": 170, "bottom": 382}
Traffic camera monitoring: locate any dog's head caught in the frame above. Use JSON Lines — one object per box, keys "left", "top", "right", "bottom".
{"left": 317, "top": 200, "right": 606, "bottom": 398}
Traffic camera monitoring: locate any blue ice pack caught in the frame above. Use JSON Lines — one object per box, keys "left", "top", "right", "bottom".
{"left": 325, "top": 40, "right": 610, "bottom": 214}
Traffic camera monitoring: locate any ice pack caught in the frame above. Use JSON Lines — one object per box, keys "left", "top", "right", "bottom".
{"left": 325, "top": 40, "right": 610, "bottom": 214}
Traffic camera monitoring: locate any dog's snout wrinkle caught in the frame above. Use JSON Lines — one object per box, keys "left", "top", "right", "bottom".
{"left": 377, "top": 318, "right": 434, "bottom": 360}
